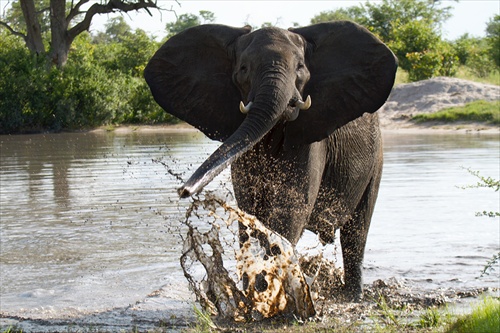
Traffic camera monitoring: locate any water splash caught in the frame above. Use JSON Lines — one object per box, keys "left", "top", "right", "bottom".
{"left": 179, "top": 192, "right": 315, "bottom": 322}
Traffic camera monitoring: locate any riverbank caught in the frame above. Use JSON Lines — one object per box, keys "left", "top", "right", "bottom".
{"left": 2, "top": 277, "right": 497, "bottom": 332}
{"left": 90, "top": 120, "right": 499, "bottom": 137}
{"left": 88, "top": 76, "right": 499, "bottom": 136}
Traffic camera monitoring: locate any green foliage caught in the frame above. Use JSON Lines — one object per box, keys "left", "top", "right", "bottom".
{"left": 486, "top": 15, "right": 500, "bottom": 68}
{"left": 165, "top": 13, "right": 199, "bottom": 38}
{"left": 418, "top": 307, "right": 442, "bottom": 328}
{"left": 453, "top": 35, "right": 497, "bottom": 78}
{"left": 388, "top": 19, "right": 440, "bottom": 70}
{"left": 94, "top": 29, "right": 159, "bottom": 77}
{"left": 412, "top": 100, "right": 500, "bottom": 125}
{"left": 452, "top": 34, "right": 480, "bottom": 66}
{"left": 310, "top": 7, "right": 365, "bottom": 24}
{"left": 199, "top": 10, "right": 216, "bottom": 24}
{"left": 388, "top": 19, "right": 459, "bottom": 81}
{"left": 310, "top": 0, "right": 453, "bottom": 41}
{"left": 0, "top": 28, "right": 173, "bottom": 134}
{"left": 93, "top": 16, "right": 132, "bottom": 44}
{"left": 446, "top": 297, "right": 500, "bottom": 332}
{"left": 467, "top": 48, "right": 497, "bottom": 78}
{"left": 360, "top": 0, "right": 453, "bottom": 42}
{"left": 405, "top": 50, "right": 442, "bottom": 81}
{"left": 165, "top": 10, "right": 216, "bottom": 38}
{"left": 5, "top": 0, "right": 51, "bottom": 34}
{"left": 454, "top": 66, "right": 500, "bottom": 85}
{"left": 312, "top": 0, "right": 460, "bottom": 82}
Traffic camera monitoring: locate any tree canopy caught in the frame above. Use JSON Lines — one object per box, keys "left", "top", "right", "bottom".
{"left": 310, "top": 0, "right": 462, "bottom": 81}
{"left": 0, "top": 0, "right": 169, "bottom": 67}
{"left": 486, "top": 15, "right": 500, "bottom": 68}
{"left": 165, "top": 10, "right": 215, "bottom": 38}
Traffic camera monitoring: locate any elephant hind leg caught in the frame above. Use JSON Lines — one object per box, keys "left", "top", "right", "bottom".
{"left": 340, "top": 173, "right": 381, "bottom": 302}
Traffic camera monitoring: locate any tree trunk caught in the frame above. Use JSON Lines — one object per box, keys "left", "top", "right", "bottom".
{"left": 49, "top": 0, "right": 70, "bottom": 68}
{"left": 12, "top": 0, "right": 163, "bottom": 68}
{"left": 19, "top": 0, "right": 45, "bottom": 54}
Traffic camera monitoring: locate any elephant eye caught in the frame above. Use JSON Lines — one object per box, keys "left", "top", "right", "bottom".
{"left": 240, "top": 65, "right": 248, "bottom": 74}
{"left": 297, "top": 63, "right": 304, "bottom": 70}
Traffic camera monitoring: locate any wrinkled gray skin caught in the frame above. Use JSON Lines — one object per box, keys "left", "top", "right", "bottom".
{"left": 145, "top": 22, "right": 397, "bottom": 301}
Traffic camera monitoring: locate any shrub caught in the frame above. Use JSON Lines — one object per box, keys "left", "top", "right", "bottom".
{"left": 0, "top": 31, "right": 172, "bottom": 133}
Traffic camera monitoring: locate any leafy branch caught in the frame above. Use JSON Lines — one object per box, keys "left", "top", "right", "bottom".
{"left": 460, "top": 167, "right": 500, "bottom": 276}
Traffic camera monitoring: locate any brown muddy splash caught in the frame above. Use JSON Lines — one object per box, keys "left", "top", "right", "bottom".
{"left": 179, "top": 193, "right": 315, "bottom": 322}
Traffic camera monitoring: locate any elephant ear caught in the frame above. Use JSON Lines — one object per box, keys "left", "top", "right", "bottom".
{"left": 144, "top": 24, "right": 251, "bottom": 141}
{"left": 286, "top": 21, "right": 397, "bottom": 146}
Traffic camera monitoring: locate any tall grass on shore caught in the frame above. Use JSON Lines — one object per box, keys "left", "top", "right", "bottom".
{"left": 412, "top": 100, "right": 500, "bottom": 125}
{"left": 447, "top": 297, "right": 500, "bottom": 333}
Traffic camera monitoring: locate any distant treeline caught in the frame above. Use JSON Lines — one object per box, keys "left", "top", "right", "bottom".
{"left": 0, "top": 29, "right": 177, "bottom": 134}
{"left": 0, "top": 0, "right": 499, "bottom": 134}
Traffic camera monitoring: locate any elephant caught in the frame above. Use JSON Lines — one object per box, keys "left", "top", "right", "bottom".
{"left": 144, "top": 21, "right": 397, "bottom": 301}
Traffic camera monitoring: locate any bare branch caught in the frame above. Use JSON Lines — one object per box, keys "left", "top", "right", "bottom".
{"left": 66, "top": 0, "right": 90, "bottom": 23}
{"left": 0, "top": 20, "right": 27, "bottom": 40}
{"left": 67, "top": 0, "right": 160, "bottom": 40}
{"left": 2, "top": 0, "right": 13, "bottom": 14}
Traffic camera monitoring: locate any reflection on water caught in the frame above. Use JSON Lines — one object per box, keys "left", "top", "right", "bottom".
{"left": 1, "top": 130, "right": 499, "bottom": 320}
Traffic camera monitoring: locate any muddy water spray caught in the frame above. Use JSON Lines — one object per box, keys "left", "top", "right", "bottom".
{"left": 180, "top": 193, "right": 315, "bottom": 321}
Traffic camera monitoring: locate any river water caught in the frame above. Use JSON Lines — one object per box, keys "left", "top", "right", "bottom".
{"left": 1, "top": 129, "right": 499, "bottom": 330}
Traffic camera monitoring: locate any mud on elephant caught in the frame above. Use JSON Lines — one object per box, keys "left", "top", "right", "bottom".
{"left": 144, "top": 21, "right": 397, "bottom": 301}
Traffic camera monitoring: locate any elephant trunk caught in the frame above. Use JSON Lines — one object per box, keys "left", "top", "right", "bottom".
{"left": 178, "top": 73, "right": 289, "bottom": 198}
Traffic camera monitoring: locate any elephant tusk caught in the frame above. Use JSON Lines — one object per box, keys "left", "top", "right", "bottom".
{"left": 296, "top": 95, "right": 312, "bottom": 110}
{"left": 239, "top": 101, "right": 253, "bottom": 114}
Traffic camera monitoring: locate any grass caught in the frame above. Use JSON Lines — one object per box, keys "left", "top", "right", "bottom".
{"left": 446, "top": 297, "right": 500, "bottom": 333}
{"left": 2, "top": 297, "right": 498, "bottom": 332}
{"left": 395, "top": 67, "right": 499, "bottom": 86}
{"left": 411, "top": 100, "right": 500, "bottom": 125}
{"left": 179, "top": 296, "right": 500, "bottom": 332}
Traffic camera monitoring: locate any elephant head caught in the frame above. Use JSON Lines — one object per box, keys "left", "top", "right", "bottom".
{"left": 144, "top": 22, "right": 397, "bottom": 197}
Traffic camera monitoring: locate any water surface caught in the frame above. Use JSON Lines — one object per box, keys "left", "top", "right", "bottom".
{"left": 1, "top": 129, "right": 499, "bottom": 328}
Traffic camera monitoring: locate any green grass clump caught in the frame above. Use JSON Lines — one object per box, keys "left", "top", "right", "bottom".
{"left": 447, "top": 297, "right": 500, "bottom": 333}
{"left": 412, "top": 100, "right": 500, "bottom": 125}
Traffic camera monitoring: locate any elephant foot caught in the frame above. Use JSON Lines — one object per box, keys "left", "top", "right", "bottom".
{"left": 336, "top": 285, "right": 363, "bottom": 303}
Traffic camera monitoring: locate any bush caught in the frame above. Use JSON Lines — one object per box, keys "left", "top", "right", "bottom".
{"left": 406, "top": 50, "right": 443, "bottom": 82}
{"left": 389, "top": 20, "right": 459, "bottom": 82}
{"left": 0, "top": 31, "right": 172, "bottom": 134}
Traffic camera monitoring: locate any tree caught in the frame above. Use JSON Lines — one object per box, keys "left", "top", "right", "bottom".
{"left": 92, "top": 16, "right": 132, "bottom": 44}
{"left": 486, "top": 14, "right": 500, "bottom": 68}
{"left": 0, "top": 0, "right": 169, "bottom": 68}
{"left": 452, "top": 34, "right": 494, "bottom": 78}
{"left": 104, "top": 16, "right": 132, "bottom": 42}
{"left": 165, "top": 13, "right": 199, "bottom": 37}
{"left": 310, "top": 0, "right": 454, "bottom": 41}
{"left": 165, "top": 10, "right": 215, "bottom": 38}
{"left": 360, "top": 0, "right": 454, "bottom": 41}
{"left": 3, "top": 0, "right": 51, "bottom": 36}
{"left": 310, "top": 7, "right": 365, "bottom": 25}
{"left": 311, "top": 0, "right": 458, "bottom": 81}
{"left": 199, "top": 10, "right": 215, "bottom": 24}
